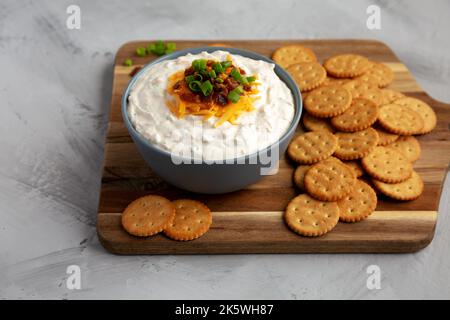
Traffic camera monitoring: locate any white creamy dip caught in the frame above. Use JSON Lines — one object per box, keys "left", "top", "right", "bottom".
{"left": 127, "top": 50, "right": 295, "bottom": 161}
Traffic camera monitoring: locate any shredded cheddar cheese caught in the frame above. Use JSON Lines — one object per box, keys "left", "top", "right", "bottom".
{"left": 166, "top": 70, "right": 259, "bottom": 126}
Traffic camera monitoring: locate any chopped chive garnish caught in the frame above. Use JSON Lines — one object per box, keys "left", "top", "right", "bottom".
{"left": 188, "top": 80, "right": 202, "bottom": 92}
{"left": 246, "top": 76, "right": 256, "bottom": 83}
{"left": 200, "top": 80, "right": 213, "bottom": 96}
{"left": 235, "top": 85, "right": 244, "bottom": 94}
{"left": 230, "top": 68, "right": 240, "bottom": 79}
{"left": 221, "top": 61, "right": 232, "bottom": 68}
{"left": 136, "top": 47, "right": 147, "bottom": 57}
{"left": 194, "top": 73, "right": 203, "bottom": 81}
{"left": 185, "top": 75, "right": 196, "bottom": 83}
{"left": 124, "top": 58, "right": 133, "bottom": 67}
{"left": 192, "top": 59, "right": 207, "bottom": 71}
{"left": 208, "top": 70, "right": 217, "bottom": 78}
{"left": 227, "top": 87, "right": 243, "bottom": 103}
{"left": 212, "top": 62, "right": 224, "bottom": 73}
{"left": 149, "top": 40, "right": 166, "bottom": 56}
{"left": 231, "top": 68, "right": 248, "bottom": 85}
{"left": 165, "top": 42, "right": 176, "bottom": 54}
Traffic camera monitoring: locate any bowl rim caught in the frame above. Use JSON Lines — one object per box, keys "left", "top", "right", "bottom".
{"left": 121, "top": 46, "right": 302, "bottom": 164}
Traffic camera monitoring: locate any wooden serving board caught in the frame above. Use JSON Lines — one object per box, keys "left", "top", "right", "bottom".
{"left": 97, "top": 40, "right": 450, "bottom": 254}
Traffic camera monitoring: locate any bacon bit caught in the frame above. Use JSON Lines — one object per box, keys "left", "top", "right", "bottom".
{"left": 129, "top": 66, "right": 142, "bottom": 77}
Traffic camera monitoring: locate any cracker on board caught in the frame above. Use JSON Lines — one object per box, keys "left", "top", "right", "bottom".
{"left": 337, "top": 180, "right": 377, "bottom": 223}
{"left": 331, "top": 98, "right": 379, "bottom": 132}
{"left": 164, "top": 199, "right": 212, "bottom": 241}
{"left": 355, "top": 61, "right": 394, "bottom": 88}
{"left": 387, "top": 136, "right": 421, "bottom": 163}
{"left": 304, "top": 158, "right": 356, "bottom": 201}
{"left": 334, "top": 128, "right": 379, "bottom": 160}
{"left": 287, "top": 131, "right": 338, "bottom": 164}
{"left": 324, "top": 54, "right": 370, "bottom": 78}
{"left": 304, "top": 84, "right": 352, "bottom": 118}
{"left": 284, "top": 194, "right": 340, "bottom": 237}
{"left": 287, "top": 62, "right": 327, "bottom": 92}
{"left": 121, "top": 195, "right": 176, "bottom": 237}
{"left": 393, "top": 97, "right": 437, "bottom": 134}
{"left": 372, "top": 171, "right": 424, "bottom": 201}
{"left": 272, "top": 44, "right": 317, "bottom": 69}
{"left": 378, "top": 104, "right": 424, "bottom": 135}
{"left": 361, "top": 146, "right": 413, "bottom": 183}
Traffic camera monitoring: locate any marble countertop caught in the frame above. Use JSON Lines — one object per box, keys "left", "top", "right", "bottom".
{"left": 1, "top": 0, "right": 449, "bottom": 299}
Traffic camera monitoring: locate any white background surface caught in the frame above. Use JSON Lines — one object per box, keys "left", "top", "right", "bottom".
{"left": 0, "top": 0, "right": 449, "bottom": 299}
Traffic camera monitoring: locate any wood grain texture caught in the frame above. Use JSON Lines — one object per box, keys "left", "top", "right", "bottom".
{"left": 97, "top": 40, "right": 450, "bottom": 254}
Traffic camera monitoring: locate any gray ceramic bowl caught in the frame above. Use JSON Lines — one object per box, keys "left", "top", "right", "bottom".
{"left": 122, "top": 46, "right": 302, "bottom": 194}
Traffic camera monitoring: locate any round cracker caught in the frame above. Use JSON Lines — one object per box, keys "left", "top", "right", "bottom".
{"left": 343, "top": 80, "right": 383, "bottom": 106}
{"left": 381, "top": 89, "right": 405, "bottom": 105}
{"left": 302, "top": 112, "right": 335, "bottom": 132}
{"left": 164, "top": 199, "right": 212, "bottom": 241}
{"left": 387, "top": 136, "right": 421, "bottom": 162}
{"left": 324, "top": 54, "right": 370, "bottom": 78}
{"left": 361, "top": 146, "right": 413, "bottom": 183}
{"left": 338, "top": 180, "right": 377, "bottom": 222}
{"left": 287, "top": 62, "right": 327, "bottom": 92}
{"left": 373, "top": 124, "right": 399, "bottom": 146}
{"left": 393, "top": 97, "right": 437, "bottom": 134}
{"left": 293, "top": 165, "right": 310, "bottom": 191}
{"left": 334, "top": 128, "right": 379, "bottom": 160}
{"left": 287, "top": 131, "right": 338, "bottom": 164}
{"left": 121, "top": 195, "right": 176, "bottom": 237}
{"left": 378, "top": 104, "right": 424, "bottom": 135}
{"left": 372, "top": 171, "right": 423, "bottom": 201}
{"left": 272, "top": 45, "right": 317, "bottom": 69}
{"left": 284, "top": 194, "right": 339, "bottom": 237}
{"left": 304, "top": 85, "right": 352, "bottom": 118}
{"left": 304, "top": 158, "right": 356, "bottom": 201}
{"left": 355, "top": 61, "right": 394, "bottom": 88}
{"left": 331, "top": 98, "right": 379, "bottom": 132}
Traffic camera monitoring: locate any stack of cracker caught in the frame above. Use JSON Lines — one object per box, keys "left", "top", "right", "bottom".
{"left": 273, "top": 45, "right": 436, "bottom": 237}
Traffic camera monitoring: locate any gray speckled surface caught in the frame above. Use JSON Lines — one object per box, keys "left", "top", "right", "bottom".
{"left": 0, "top": 0, "right": 449, "bottom": 299}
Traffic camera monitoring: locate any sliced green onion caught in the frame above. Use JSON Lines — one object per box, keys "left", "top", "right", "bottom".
{"left": 188, "top": 80, "right": 202, "bottom": 92}
{"left": 246, "top": 76, "right": 256, "bottom": 83}
{"left": 227, "top": 86, "right": 244, "bottom": 103}
{"left": 199, "top": 69, "right": 209, "bottom": 78}
{"left": 194, "top": 73, "right": 203, "bottom": 81}
{"left": 185, "top": 75, "right": 196, "bottom": 83}
{"left": 230, "top": 68, "right": 240, "bottom": 79}
{"left": 165, "top": 42, "right": 176, "bottom": 54}
{"left": 221, "top": 61, "right": 232, "bottom": 68}
{"left": 136, "top": 47, "right": 147, "bottom": 57}
{"left": 212, "top": 62, "right": 224, "bottom": 73}
{"left": 231, "top": 68, "right": 248, "bottom": 85}
{"left": 147, "top": 40, "right": 165, "bottom": 56}
{"left": 123, "top": 58, "right": 133, "bottom": 67}
{"left": 192, "top": 59, "right": 207, "bottom": 71}
{"left": 234, "top": 85, "right": 244, "bottom": 94}
{"left": 215, "top": 78, "right": 224, "bottom": 83}
{"left": 208, "top": 70, "right": 217, "bottom": 78}
{"left": 200, "top": 80, "right": 213, "bottom": 96}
